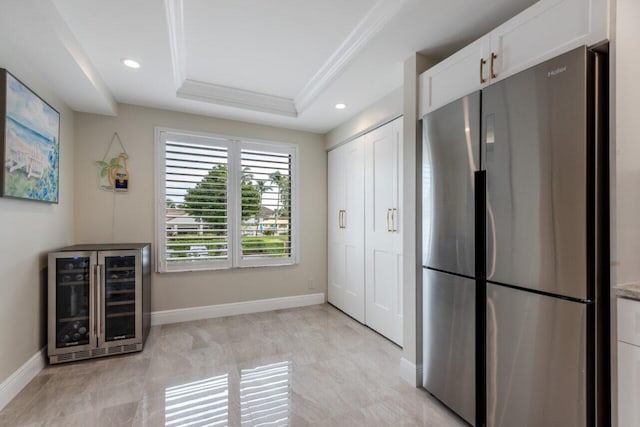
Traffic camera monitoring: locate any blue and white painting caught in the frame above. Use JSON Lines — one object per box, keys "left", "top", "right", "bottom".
{"left": 3, "top": 71, "right": 59, "bottom": 202}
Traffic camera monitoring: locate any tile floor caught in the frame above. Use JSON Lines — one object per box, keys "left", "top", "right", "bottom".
{"left": 0, "top": 304, "right": 465, "bottom": 426}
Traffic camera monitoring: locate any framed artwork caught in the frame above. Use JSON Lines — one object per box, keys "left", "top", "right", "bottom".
{"left": 1, "top": 69, "right": 60, "bottom": 203}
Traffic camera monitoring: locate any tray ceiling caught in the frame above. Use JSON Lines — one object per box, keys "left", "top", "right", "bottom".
{"left": 0, "top": 0, "right": 536, "bottom": 133}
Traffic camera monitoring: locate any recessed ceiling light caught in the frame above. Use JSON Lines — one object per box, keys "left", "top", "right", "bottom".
{"left": 335, "top": 103, "right": 347, "bottom": 110}
{"left": 121, "top": 58, "right": 141, "bottom": 69}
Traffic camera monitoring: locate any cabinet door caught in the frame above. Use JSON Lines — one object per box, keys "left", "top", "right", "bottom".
{"left": 618, "top": 341, "right": 640, "bottom": 427}
{"left": 420, "top": 36, "right": 491, "bottom": 115}
{"left": 98, "top": 250, "right": 142, "bottom": 347}
{"left": 327, "top": 138, "right": 365, "bottom": 323}
{"left": 48, "top": 251, "right": 97, "bottom": 355}
{"left": 365, "top": 118, "right": 403, "bottom": 344}
{"left": 617, "top": 297, "right": 640, "bottom": 347}
{"left": 489, "top": 0, "right": 608, "bottom": 83}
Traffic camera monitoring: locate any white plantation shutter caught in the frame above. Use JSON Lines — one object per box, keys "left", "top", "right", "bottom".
{"left": 239, "top": 145, "right": 293, "bottom": 266}
{"left": 156, "top": 129, "right": 297, "bottom": 272}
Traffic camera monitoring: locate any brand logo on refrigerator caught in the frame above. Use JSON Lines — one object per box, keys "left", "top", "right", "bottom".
{"left": 547, "top": 66, "right": 567, "bottom": 77}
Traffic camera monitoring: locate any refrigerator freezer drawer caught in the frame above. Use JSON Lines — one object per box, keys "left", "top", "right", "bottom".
{"left": 423, "top": 268, "right": 476, "bottom": 425}
{"left": 486, "top": 283, "right": 587, "bottom": 427}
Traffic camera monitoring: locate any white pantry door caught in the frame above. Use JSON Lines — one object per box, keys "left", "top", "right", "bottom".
{"left": 364, "top": 118, "right": 403, "bottom": 344}
{"left": 327, "top": 137, "right": 365, "bottom": 323}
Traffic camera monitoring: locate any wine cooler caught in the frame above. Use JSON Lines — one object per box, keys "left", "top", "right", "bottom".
{"left": 47, "top": 243, "right": 151, "bottom": 364}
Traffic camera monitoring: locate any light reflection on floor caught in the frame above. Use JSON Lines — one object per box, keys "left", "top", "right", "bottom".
{"left": 164, "top": 374, "right": 229, "bottom": 426}
{"left": 164, "top": 361, "right": 293, "bottom": 427}
{"left": 240, "top": 361, "right": 292, "bottom": 426}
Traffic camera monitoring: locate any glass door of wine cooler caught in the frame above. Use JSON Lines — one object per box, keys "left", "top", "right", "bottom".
{"left": 98, "top": 250, "right": 142, "bottom": 347}
{"left": 48, "top": 251, "right": 97, "bottom": 353}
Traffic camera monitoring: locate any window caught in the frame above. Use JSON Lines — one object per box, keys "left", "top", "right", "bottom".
{"left": 155, "top": 129, "right": 297, "bottom": 272}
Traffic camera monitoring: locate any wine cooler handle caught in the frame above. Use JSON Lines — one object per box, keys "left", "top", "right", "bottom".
{"left": 89, "top": 264, "right": 96, "bottom": 345}
{"left": 96, "top": 264, "right": 103, "bottom": 342}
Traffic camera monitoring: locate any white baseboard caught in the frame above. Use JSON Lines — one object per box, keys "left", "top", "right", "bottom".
{"left": 0, "top": 347, "right": 46, "bottom": 411}
{"left": 400, "top": 357, "right": 423, "bottom": 387}
{"left": 151, "top": 293, "right": 326, "bottom": 326}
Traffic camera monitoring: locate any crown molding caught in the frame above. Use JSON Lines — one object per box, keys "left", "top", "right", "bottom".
{"left": 177, "top": 79, "right": 298, "bottom": 117}
{"left": 294, "top": 0, "right": 407, "bottom": 113}
{"left": 164, "top": 0, "right": 186, "bottom": 89}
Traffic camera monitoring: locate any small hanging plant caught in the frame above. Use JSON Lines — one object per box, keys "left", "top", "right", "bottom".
{"left": 96, "top": 152, "right": 128, "bottom": 191}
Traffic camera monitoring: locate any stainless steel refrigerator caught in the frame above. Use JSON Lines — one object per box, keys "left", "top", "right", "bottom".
{"left": 422, "top": 90, "right": 482, "bottom": 426}
{"left": 483, "top": 46, "right": 608, "bottom": 426}
{"left": 422, "top": 45, "right": 609, "bottom": 426}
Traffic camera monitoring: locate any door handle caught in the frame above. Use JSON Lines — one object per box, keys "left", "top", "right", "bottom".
{"left": 338, "top": 210, "right": 342, "bottom": 229}
{"left": 392, "top": 208, "right": 398, "bottom": 232}
{"left": 490, "top": 52, "right": 498, "bottom": 79}
{"left": 480, "top": 58, "right": 487, "bottom": 84}
{"left": 386, "top": 209, "right": 392, "bottom": 232}
{"left": 342, "top": 210, "right": 346, "bottom": 229}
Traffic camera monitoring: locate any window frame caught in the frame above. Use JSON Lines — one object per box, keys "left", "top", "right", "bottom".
{"left": 155, "top": 127, "right": 299, "bottom": 273}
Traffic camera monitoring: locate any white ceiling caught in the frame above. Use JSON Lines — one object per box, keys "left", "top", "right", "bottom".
{"left": 0, "top": 0, "right": 536, "bottom": 134}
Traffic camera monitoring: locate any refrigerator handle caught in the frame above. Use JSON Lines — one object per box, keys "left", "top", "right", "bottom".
{"left": 487, "top": 201, "right": 497, "bottom": 279}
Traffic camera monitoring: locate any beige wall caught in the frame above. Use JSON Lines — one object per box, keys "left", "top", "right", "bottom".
{"left": 0, "top": 69, "right": 75, "bottom": 384}
{"left": 613, "top": 0, "right": 640, "bottom": 287}
{"left": 324, "top": 87, "right": 402, "bottom": 150}
{"left": 74, "top": 104, "right": 326, "bottom": 312}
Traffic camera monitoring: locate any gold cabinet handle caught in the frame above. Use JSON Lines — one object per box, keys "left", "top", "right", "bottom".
{"left": 490, "top": 52, "right": 498, "bottom": 79}
{"left": 480, "top": 58, "right": 487, "bottom": 84}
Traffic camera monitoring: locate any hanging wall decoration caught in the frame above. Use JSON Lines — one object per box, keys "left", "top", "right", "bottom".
{"left": 0, "top": 69, "right": 60, "bottom": 203}
{"left": 96, "top": 132, "right": 129, "bottom": 192}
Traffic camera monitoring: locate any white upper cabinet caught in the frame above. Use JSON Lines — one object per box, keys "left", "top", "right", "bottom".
{"left": 490, "top": 0, "right": 608, "bottom": 82}
{"left": 419, "top": 37, "right": 491, "bottom": 117}
{"left": 419, "top": 0, "right": 609, "bottom": 116}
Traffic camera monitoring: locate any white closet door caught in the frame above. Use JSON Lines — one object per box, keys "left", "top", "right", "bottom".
{"left": 327, "top": 146, "right": 346, "bottom": 313}
{"left": 365, "top": 118, "right": 403, "bottom": 344}
{"left": 327, "top": 138, "right": 365, "bottom": 323}
{"left": 342, "top": 137, "right": 366, "bottom": 323}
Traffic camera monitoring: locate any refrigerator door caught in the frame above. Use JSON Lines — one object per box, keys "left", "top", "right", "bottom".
{"left": 486, "top": 283, "right": 587, "bottom": 427}
{"left": 423, "top": 268, "right": 476, "bottom": 425}
{"left": 423, "top": 91, "right": 480, "bottom": 277}
{"left": 484, "top": 46, "right": 589, "bottom": 300}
